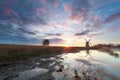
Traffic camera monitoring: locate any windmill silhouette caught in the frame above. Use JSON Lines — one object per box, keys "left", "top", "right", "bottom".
{"left": 84, "top": 39, "right": 91, "bottom": 49}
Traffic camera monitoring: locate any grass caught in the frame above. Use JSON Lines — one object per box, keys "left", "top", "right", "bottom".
{"left": 0, "top": 45, "right": 57, "bottom": 62}
{"left": 0, "top": 44, "right": 86, "bottom": 62}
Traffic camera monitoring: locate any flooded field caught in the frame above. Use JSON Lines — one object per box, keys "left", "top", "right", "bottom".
{"left": 55, "top": 49, "right": 120, "bottom": 80}
{"left": 0, "top": 49, "right": 120, "bottom": 80}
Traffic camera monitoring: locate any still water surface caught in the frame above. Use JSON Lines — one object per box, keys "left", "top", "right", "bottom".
{"left": 54, "top": 49, "right": 120, "bottom": 80}
{"left": 3, "top": 49, "right": 119, "bottom": 80}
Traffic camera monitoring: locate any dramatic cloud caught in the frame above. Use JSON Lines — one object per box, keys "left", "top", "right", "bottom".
{"left": 0, "top": 21, "right": 36, "bottom": 38}
{"left": 0, "top": 35, "right": 42, "bottom": 45}
{"left": 0, "top": 0, "right": 120, "bottom": 45}
{"left": 89, "top": 26, "right": 120, "bottom": 37}
{"left": 46, "top": 33, "right": 61, "bottom": 36}
{"left": 91, "top": 15, "right": 101, "bottom": 22}
{"left": 63, "top": 4, "right": 71, "bottom": 12}
{"left": 46, "top": 0, "right": 58, "bottom": 8}
{"left": 107, "top": 26, "right": 120, "bottom": 32}
{"left": 70, "top": 0, "right": 91, "bottom": 22}
{"left": 49, "top": 38, "right": 64, "bottom": 44}
{"left": 17, "top": 27, "right": 36, "bottom": 35}
{"left": 0, "top": 22, "right": 42, "bottom": 44}
{"left": 105, "top": 12, "right": 120, "bottom": 23}
{"left": 0, "top": 0, "right": 49, "bottom": 25}
{"left": 75, "top": 30, "right": 91, "bottom": 36}
{"left": 0, "top": 22, "right": 14, "bottom": 36}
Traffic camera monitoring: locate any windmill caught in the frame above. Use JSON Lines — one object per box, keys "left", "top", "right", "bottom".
{"left": 84, "top": 39, "right": 91, "bottom": 49}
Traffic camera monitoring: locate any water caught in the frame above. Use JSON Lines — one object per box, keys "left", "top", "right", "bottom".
{"left": 1, "top": 49, "right": 120, "bottom": 80}
{"left": 12, "top": 68, "right": 49, "bottom": 80}
{"left": 0, "top": 68, "right": 49, "bottom": 80}
{"left": 53, "top": 49, "right": 120, "bottom": 80}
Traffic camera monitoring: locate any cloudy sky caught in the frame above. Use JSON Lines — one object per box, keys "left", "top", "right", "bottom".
{"left": 0, "top": 0, "right": 120, "bottom": 46}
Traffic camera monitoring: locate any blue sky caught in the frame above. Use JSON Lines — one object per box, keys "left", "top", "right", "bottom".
{"left": 0, "top": 0, "right": 120, "bottom": 46}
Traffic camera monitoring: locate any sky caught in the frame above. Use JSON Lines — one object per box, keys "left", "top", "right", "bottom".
{"left": 0, "top": 0, "right": 120, "bottom": 46}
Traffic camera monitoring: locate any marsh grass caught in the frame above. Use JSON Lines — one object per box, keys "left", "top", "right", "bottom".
{"left": 0, "top": 44, "right": 85, "bottom": 62}
{"left": 0, "top": 45, "right": 62, "bottom": 62}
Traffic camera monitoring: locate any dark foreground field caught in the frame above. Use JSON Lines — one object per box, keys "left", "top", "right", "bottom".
{"left": 0, "top": 44, "right": 96, "bottom": 62}
{"left": 0, "top": 44, "right": 120, "bottom": 80}
{"left": 0, "top": 44, "right": 97, "bottom": 80}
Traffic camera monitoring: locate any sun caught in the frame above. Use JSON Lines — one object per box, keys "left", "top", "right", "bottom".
{"left": 60, "top": 36, "right": 84, "bottom": 47}
{"left": 63, "top": 38, "right": 73, "bottom": 47}
{"left": 64, "top": 44, "right": 71, "bottom": 48}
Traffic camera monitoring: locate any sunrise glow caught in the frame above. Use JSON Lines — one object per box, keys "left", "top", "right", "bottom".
{"left": 0, "top": 0, "right": 120, "bottom": 46}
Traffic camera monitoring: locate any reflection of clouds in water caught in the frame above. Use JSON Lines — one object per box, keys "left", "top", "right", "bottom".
{"left": 92, "top": 58, "right": 120, "bottom": 70}
{"left": 13, "top": 68, "right": 49, "bottom": 80}
{"left": 92, "top": 61, "right": 120, "bottom": 79}
{"left": 55, "top": 50, "right": 120, "bottom": 80}
{"left": 95, "top": 67, "right": 120, "bottom": 80}
{"left": 111, "top": 64, "right": 120, "bottom": 71}
{"left": 76, "top": 59, "right": 92, "bottom": 66}
{"left": 89, "top": 56, "right": 120, "bottom": 80}
{"left": 54, "top": 52, "right": 96, "bottom": 79}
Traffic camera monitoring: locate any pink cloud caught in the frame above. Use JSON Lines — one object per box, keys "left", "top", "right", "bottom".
{"left": 11, "top": 18, "right": 24, "bottom": 25}
{"left": 3, "top": 7, "right": 20, "bottom": 18}
{"left": 93, "top": 22, "right": 101, "bottom": 28}
{"left": 89, "top": 26, "right": 120, "bottom": 37}
{"left": 108, "top": 26, "right": 120, "bottom": 32}
{"left": 12, "top": 0, "right": 17, "bottom": 2}
{"left": 53, "top": 2, "right": 58, "bottom": 8}
{"left": 39, "top": 8, "right": 47, "bottom": 14}
{"left": 85, "top": 23, "right": 91, "bottom": 28}
{"left": 69, "top": 14, "right": 84, "bottom": 22}
{"left": 69, "top": 8, "right": 86, "bottom": 22}
{"left": 91, "top": 15, "right": 101, "bottom": 22}
{"left": 36, "top": 7, "right": 47, "bottom": 16}
{"left": 40, "top": 0, "right": 45, "bottom": 4}
{"left": 105, "top": 12, "right": 120, "bottom": 23}
{"left": 52, "top": 22, "right": 73, "bottom": 30}
{"left": 90, "top": 15, "right": 102, "bottom": 28}
{"left": 53, "top": 22, "right": 66, "bottom": 28}
{"left": 63, "top": 4, "right": 71, "bottom": 12}
{"left": 3, "top": 7, "right": 11, "bottom": 17}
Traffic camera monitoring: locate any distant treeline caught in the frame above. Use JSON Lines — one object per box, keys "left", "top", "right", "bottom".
{"left": 94, "top": 44, "right": 120, "bottom": 48}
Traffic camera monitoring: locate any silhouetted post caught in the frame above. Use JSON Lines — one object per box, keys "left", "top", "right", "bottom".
{"left": 74, "top": 69, "right": 81, "bottom": 80}
{"left": 43, "top": 39, "right": 49, "bottom": 46}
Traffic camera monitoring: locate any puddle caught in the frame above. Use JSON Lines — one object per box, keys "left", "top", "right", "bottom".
{"left": 49, "top": 62, "right": 56, "bottom": 66}
{"left": 52, "top": 49, "right": 120, "bottom": 80}
{"left": 1, "top": 49, "right": 120, "bottom": 80}
{"left": 12, "top": 68, "right": 49, "bottom": 80}
{"left": 41, "top": 57, "right": 55, "bottom": 61}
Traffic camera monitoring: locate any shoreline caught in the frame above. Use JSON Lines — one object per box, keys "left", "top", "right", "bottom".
{"left": 0, "top": 44, "right": 98, "bottom": 62}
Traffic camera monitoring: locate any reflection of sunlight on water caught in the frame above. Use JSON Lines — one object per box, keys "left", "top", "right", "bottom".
{"left": 53, "top": 50, "right": 120, "bottom": 80}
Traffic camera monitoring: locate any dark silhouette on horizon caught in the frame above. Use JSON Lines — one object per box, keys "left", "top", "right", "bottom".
{"left": 84, "top": 39, "right": 91, "bottom": 49}
{"left": 43, "top": 39, "right": 49, "bottom": 46}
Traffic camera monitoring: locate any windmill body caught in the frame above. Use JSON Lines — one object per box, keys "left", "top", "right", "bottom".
{"left": 84, "top": 39, "right": 91, "bottom": 49}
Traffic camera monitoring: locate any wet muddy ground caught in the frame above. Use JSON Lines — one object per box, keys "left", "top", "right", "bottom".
{"left": 0, "top": 56, "right": 55, "bottom": 80}
{"left": 0, "top": 49, "right": 120, "bottom": 80}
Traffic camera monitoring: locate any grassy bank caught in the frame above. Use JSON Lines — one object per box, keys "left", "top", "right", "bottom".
{"left": 0, "top": 44, "right": 86, "bottom": 62}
